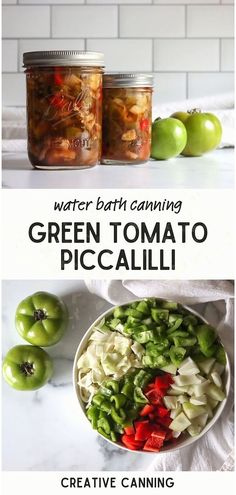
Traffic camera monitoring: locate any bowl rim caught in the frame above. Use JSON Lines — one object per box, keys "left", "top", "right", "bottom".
{"left": 72, "top": 297, "right": 231, "bottom": 454}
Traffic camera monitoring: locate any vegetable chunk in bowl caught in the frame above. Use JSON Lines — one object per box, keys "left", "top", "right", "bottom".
{"left": 73, "top": 298, "right": 230, "bottom": 453}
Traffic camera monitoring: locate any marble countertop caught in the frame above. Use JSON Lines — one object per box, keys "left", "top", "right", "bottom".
{"left": 2, "top": 280, "right": 160, "bottom": 471}
{"left": 2, "top": 149, "right": 234, "bottom": 189}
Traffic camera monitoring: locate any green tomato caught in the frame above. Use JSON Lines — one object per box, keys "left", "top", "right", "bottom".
{"left": 2, "top": 345, "right": 53, "bottom": 391}
{"left": 171, "top": 110, "right": 222, "bottom": 157}
{"left": 151, "top": 117, "right": 187, "bottom": 160}
{"left": 15, "top": 291, "right": 68, "bottom": 347}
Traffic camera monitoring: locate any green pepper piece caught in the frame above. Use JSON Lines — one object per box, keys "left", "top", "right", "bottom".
{"left": 168, "top": 330, "right": 189, "bottom": 339}
{"left": 87, "top": 405, "right": 100, "bottom": 429}
{"left": 97, "top": 416, "right": 111, "bottom": 435}
{"left": 126, "top": 407, "right": 140, "bottom": 421}
{"left": 151, "top": 308, "right": 169, "bottom": 323}
{"left": 92, "top": 393, "right": 105, "bottom": 406}
{"left": 111, "top": 393, "right": 126, "bottom": 409}
{"left": 100, "top": 400, "right": 112, "bottom": 413}
{"left": 134, "top": 370, "right": 152, "bottom": 388}
{"left": 121, "top": 381, "right": 134, "bottom": 398}
{"left": 183, "top": 315, "right": 198, "bottom": 327}
{"left": 110, "top": 431, "right": 117, "bottom": 442}
{"left": 111, "top": 407, "right": 126, "bottom": 425}
{"left": 215, "top": 344, "right": 226, "bottom": 365}
{"left": 136, "top": 300, "right": 149, "bottom": 314}
{"left": 133, "top": 386, "right": 148, "bottom": 404}
{"left": 98, "top": 427, "right": 111, "bottom": 440}
{"left": 103, "top": 380, "right": 119, "bottom": 394}
{"left": 196, "top": 324, "right": 216, "bottom": 354}
{"left": 169, "top": 345, "right": 186, "bottom": 366}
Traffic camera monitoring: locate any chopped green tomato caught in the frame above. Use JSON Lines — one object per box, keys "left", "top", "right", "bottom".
{"left": 113, "top": 307, "right": 127, "bottom": 319}
{"left": 187, "top": 424, "right": 202, "bottom": 437}
{"left": 215, "top": 345, "right": 226, "bottom": 365}
{"left": 87, "top": 405, "right": 99, "bottom": 429}
{"left": 205, "top": 383, "right": 225, "bottom": 401}
{"left": 125, "top": 308, "right": 143, "bottom": 319}
{"left": 170, "top": 412, "right": 191, "bottom": 432}
{"left": 133, "top": 329, "right": 155, "bottom": 344}
{"left": 111, "top": 393, "right": 126, "bottom": 409}
{"left": 109, "top": 318, "right": 122, "bottom": 330}
{"left": 168, "top": 314, "right": 184, "bottom": 332}
{"left": 151, "top": 308, "right": 169, "bottom": 323}
{"left": 110, "top": 431, "right": 117, "bottom": 442}
{"left": 196, "top": 324, "right": 216, "bottom": 355}
{"left": 161, "top": 301, "right": 178, "bottom": 310}
{"left": 136, "top": 301, "right": 149, "bottom": 314}
{"left": 168, "top": 330, "right": 189, "bottom": 339}
{"left": 182, "top": 402, "right": 207, "bottom": 420}
{"left": 161, "top": 363, "right": 177, "bottom": 374}
{"left": 142, "top": 354, "right": 170, "bottom": 368}
{"left": 133, "top": 386, "right": 149, "bottom": 404}
{"left": 146, "top": 339, "right": 169, "bottom": 355}
{"left": 197, "top": 358, "right": 216, "bottom": 375}
{"left": 173, "top": 336, "right": 197, "bottom": 347}
{"left": 169, "top": 346, "right": 186, "bottom": 366}
{"left": 183, "top": 315, "right": 198, "bottom": 328}
{"left": 201, "top": 344, "right": 218, "bottom": 358}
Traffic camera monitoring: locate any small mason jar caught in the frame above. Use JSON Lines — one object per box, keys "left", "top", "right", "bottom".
{"left": 23, "top": 51, "right": 104, "bottom": 169}
{"left": 102, "top": 73, "right": 153, "bottom": 165}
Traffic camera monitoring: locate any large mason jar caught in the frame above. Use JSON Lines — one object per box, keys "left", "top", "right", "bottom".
{"left": 23, "top": 51, "right": 104, "bottom": 169}
{"left": 102, "top": 73, "right": 153, "bottom": 165}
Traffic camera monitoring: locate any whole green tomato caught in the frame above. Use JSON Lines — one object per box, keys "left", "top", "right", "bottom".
{"left": 151, "top": 117, "right": 187, "bottom": 160}
{"left": 15, "top": 291, "right": 68, "bottom": 347}
{"left": 2, "top": 345, "right": 53, "bottom": 391}
{"left": 171, "top": 109, "right": 222, "bottom": 156}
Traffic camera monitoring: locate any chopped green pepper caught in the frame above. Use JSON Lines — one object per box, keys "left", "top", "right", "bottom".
{"left": 111, "top": 407, "right": 126, "bottom": 425}
{"left": 169, "top": 345, "right": 186, "bottom": 365}
{"left": 111, "top": 393, "right": 126, "bottom": 409}
{"left": 87, "top": 405, "right": 100, "bottom": 429}
{"left": 133, "top": 386, "right": 149, "bottom": 404}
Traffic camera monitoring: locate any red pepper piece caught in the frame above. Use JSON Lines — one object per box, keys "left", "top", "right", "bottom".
{"left": 156, "top": 415, "right": 172, "bottom": 428}
{"left": 54, "top": 69, "right": 64, "bottom": 86}
{"left": 156, "top": 406, "right": 169, "bottom": 418}
{"left": 50, "top": 93, "right": 65, "bottom": 109}
{"left": 140, "top": 118, "right": 149, "bottom": 132}
{"left": 139, "top": 404, "right": 155, "bottom": 417}
{"left": 121, "top": 434, "right": 144, "bottom": 451}
{"left": 135, "top": 421, "right": 156, "bottom": 442}
{"left": 124, "top": 425, "right": 135, "bottom": 436}
{"left": 143, "top": 430, "right": 166, "bottom": 452}
{"left": 146, "top": 389, "right": 164, "bottom": 404}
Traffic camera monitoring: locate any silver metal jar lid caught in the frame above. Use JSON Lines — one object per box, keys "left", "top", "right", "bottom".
{"left": 23, "top": 50, "right": 104, "bottom": 67}
{"left": 103, "top": 73, "right": 153, "bottom": 88}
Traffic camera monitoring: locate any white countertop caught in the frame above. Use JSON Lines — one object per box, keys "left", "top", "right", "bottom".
{"left": 2, "top": 280, "right": 160, "bottom": 471}
{"left": 2, "top": 148, "right": 234, "bottom": 189}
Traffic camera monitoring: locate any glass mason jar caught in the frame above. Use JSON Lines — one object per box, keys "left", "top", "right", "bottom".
{"left": 102, "top": 73, "right": 153, "bottom": 165}
{"left": 23, "top": 51, "right": 104, "bottom": 169}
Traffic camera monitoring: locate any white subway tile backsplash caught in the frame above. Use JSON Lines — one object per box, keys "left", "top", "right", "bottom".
{"left": 153, "top": 73, "right": 186, "bottom": 106}
{"left": 2, "top": 40, "right": 18, "bottom": 72}
{"left": 188, "top": 72, "right": 234, "bottom": 98}
{"left": 187, "top": 6, "right": 234, "bottom": 38}
{"left": 52, "top": 6, "right": 118, "bottom": 38}
{"left": 87, "top": 0, "right": 151, "bottom": 3}
{"left": 19, "top": 39, "right": 85, "bottom": 72}
{"left": 19, "top": 1, "right": 84, "bottom": 3}
{"left": 2, "top": 73, "right": 25, "bottom": 106}
{"left": 120, "top": 6, "right": 185, "bottom": 38}
{"left": 2, "top": 6, "right": 50, "bottom": 38}
{"left": 221, "top": 39, "right": 234, "bottom": 71}
{"left": 154, "top": 0, "right": 219, "bottom": 3}
{"left": 87, "top": 39, "right": 152, "bottom": 71}
{"left": 221, "top": 0, "right": 234, "bottom": 3}
{"left": 154, "top": 39, "right": 219, "bottom": 72}
{"left": 2, "top": 0, "right": 17, "bottom": 4}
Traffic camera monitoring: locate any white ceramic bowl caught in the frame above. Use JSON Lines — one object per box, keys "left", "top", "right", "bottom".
{"left": 73, "top": 298, "right": 231, "bottom": 454}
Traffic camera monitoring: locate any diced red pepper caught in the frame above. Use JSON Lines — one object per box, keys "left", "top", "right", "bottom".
{"left": 143, "top": 430, "right": 166, "bottom": 452}
{"left": 135, "top": 421, "right": 156, "bottom": 442}
{"left": 156, "top": 415, "right": 172, "bottom": 428}
{"left": 140, "top": 118, "right": 149, "bottom": 132}
{"left": 139, "top": 404, "right": 155, "bottom": 417}
{"left": 121, "top": 434, "right": 143, "bottom": 451}
{"left": 146, "top": 389, "right": 164, "bottom": 404}
{"left": 124, "top": 425, "right": 135, "bottom": 436}
{"left": 50, "top": 93, "right": 65, "bottom": 109}
{"left": 54, "top": 69, "right": 64, "bottom": 86}
{"left": 156, "top": 406, "right": 169, "bottom": 418}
